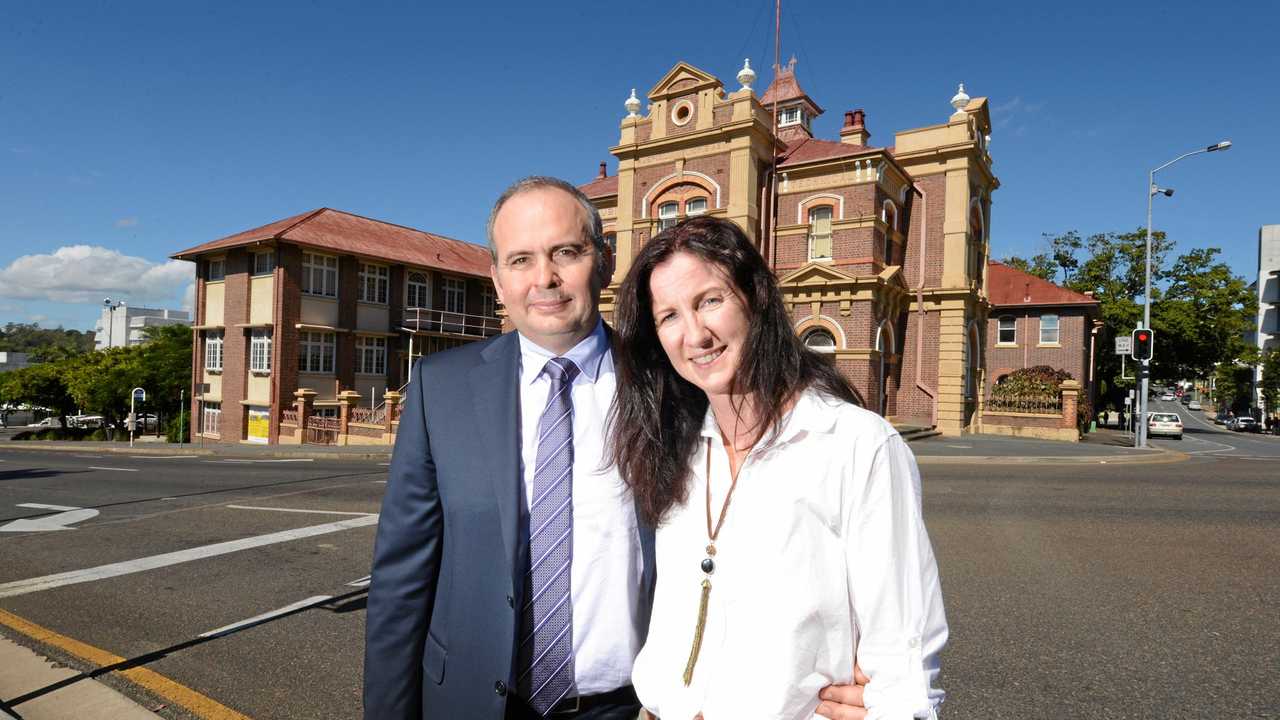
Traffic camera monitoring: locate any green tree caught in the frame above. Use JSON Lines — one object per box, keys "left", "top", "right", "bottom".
{"left": 1213, "top": 362, "right": 1254, "bottom": 413}
{"left": 1044, "top": 230, "right": 1084, "bottom": 284}
{"left": 1259, "top": 348, "right": 1280, "bottom": 417}
{"left": 1001, "top": 254, "right": 1057, "bottom": 281}
{"left": 0, "top": 322, "right": 95, "bottom": 357}
{"left": 0, "top": 362, "right": 78, "bottom": 426}
{"left": 136, "top": 325, "right": 193, "bottom": 427}
{"left": 1151, "top": 247, "right": 1255, "bottom": 382}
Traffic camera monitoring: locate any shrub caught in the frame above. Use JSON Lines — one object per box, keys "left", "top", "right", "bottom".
{"left": 89, "top": 428, "right": 107, "bottom": 441}
{"left": 166, "top": 410, "right": 190, "bottom": 444}
{"left": 991, "top": 365, "right": 1074, "bottom": 399}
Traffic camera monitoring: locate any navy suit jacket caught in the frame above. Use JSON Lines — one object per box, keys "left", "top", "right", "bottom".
{"left": 364, "top": 330, "right": 656, "bottom": 720}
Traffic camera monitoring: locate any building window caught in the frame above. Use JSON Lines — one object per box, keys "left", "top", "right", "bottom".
{"left": 802, "top": 328, "right": 836, "bottom": 353}
{"left": 204, "top": 330, "right": 224, "bottom": 372}
{"left": 252, "top": 251, "right": 274, "bottom": 276}
{"left": 779, "top": 107, "right": 802, "bottom": 126}
{"left": 443, "top": 277, "right": 466, "bottom": 314}
{"left": 302, "top": 253, "right": 338, "bottom": 297}
{"left": 359, "top": 263, "right": 389, "bottom": 304}
{"left": 299, "top": 331, "right": 335, "bottom": 373}
{"left": 998, "top": 316, "right": 1016, "bottom": 345}
{"left": 657, "top": 202, "right": 679, "bottom": 231}
{"left": 482, "top": 284, "right": 498, "bottom": 317}
{"left": 685, "top": 198, "right": 708, "bottom": 216}
{"left": 356, "top": 336, "right": 387, "bottom": 375}
{"left": 201, "top": 401, "right": 221, "bottom": 437}
{"left": 604, "top": 233, "right": 617, "bottom": 254}
{"left": 882, "top": 201, "right": 898, "bottom": 264}
{"left": 206, "top": 258, "right": 226, "bottom": 282}
{"left": 808, "top": 206, "right": 833, "bottom": 260}
{"left": 1040, "top": 314, "right": 1060, "bottom": 345}
{"left": 249, "top": 329, "right": 272, "bottom": 373}
{"left": 407, "top": 272, "right": 431, "bottom": 309}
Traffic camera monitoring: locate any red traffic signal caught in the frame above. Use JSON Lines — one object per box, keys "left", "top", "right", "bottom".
{"left": 1131, "top": 328, "right": 1154, "bottom": 361}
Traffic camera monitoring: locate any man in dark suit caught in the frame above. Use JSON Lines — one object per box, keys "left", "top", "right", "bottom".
{"left": 364, "top": 177, "right": 869, "bottom": 720}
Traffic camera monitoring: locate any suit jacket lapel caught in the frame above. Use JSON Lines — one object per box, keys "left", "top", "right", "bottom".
{"left": 469, "top": 332, "right": 522, "bottom": 580}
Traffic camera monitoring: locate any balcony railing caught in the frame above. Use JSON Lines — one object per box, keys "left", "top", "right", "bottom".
{"left": 402, "top": 307, "right": 502, "bottom": 338}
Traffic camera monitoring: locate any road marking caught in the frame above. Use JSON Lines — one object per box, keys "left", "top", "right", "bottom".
{"left": 0, "top": 504, "right": 100, "bottom": 532}
{"left": 130, "top": 455, "right": 196, "bottom": 459}
{"left": 225, "top": 504, "right": 375, "bottom": 516}
{"left": 378, "top": 462, "right": 391, "bottom": 466}
{"left": 346, "top": 575, "right": 372, "bottom": 587}
{"left": 202, "top": 458, "right": 314, "bottom": 464}
{"left": 0, "top": 607, "right": 251, "bottom": 720}
{"left": 198, "top": 596, "right": 333, "bottom": 639}
{"left": 0, "top": 514, "right": 379, "bottom": 599}
{"left": 72, "top": 454, "right": 104, "bottom": 459}
{"left": 87, "top": 466, "right": 138, "bottom": 472}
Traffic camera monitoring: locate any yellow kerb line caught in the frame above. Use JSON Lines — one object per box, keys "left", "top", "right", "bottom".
{"left": 0, "top": 607, "right": 252, "bottom": 720}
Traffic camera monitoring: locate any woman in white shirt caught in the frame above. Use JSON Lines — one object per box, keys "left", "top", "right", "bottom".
{"left": 608, "top": 216, "right": 947, "bottom": 720}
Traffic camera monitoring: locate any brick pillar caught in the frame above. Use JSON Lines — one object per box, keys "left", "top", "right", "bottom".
{"left": 337, "top": 390, "right": 361, "bottom": 446}
{"left": 294, "top": 389, "right": 315, "bottom": 443}
{"left": 1060, "top": 379, "right": 1081, "bottom": 435}
{"left": 382, "top": 390, "right": 402, "bottom": 442}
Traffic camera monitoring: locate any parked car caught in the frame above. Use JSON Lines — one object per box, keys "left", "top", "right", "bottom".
{"left": 1214, "top": 412, "right": 1231, "bottom": 425}
{"left": 1187, "top": 401, "right": 1201, "bottom": 411}
{"left": 25, "top": 417, "right": 59, "bottom": 428}
{"left": 1148, "top": 412, "right": 1183, "bottom": 439}
{"left": 1231, "top": 417, "right": 1259, "bottom": 433}
{"left": 70, "top": 415, "right": 106, "bottom": 429}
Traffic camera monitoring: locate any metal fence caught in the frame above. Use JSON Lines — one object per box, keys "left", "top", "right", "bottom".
{"left": 985, "top": 394, "right": 1063, "bottom": 415}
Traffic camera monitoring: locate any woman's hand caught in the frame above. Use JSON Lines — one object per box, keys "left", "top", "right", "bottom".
{"left": 815, "top": 663, "right": 871, "bottom": 719}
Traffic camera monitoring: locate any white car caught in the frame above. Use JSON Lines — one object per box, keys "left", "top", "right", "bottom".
{"left": 25, "top": 417, "right": 60, "bottom": 428}
{"left": 1187, "top": 401, "right": 1201, "bottom": 411}
{"left": 1160, "top": 393, "right": 1176, "bottom": 401}
{"left": 1147, "top": 412, "right": 1183, "bottom": 439}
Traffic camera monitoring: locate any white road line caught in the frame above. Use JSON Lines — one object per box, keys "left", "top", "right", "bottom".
{"left": 198, "top": 595, "right": 333, "bottom": 639}
{"left": 130, "top": 455, "right": 196, "bottom": 459}
{"left": 0, "top": 514, "right": 379, "bottom": 599}
{"left": 203, "top": 459, "right": 315, "bottom": 464}
{"left": 225, "top": 505, "right": 375, "bottom": 516}
{"left": 72, "top": 454, "right": 104, "bottom": 459}
{"left": 346, "top": 575, "right": 372, "bottom": 588}
{"left": 87, "top": 466, "right": 139, "bottom": 472}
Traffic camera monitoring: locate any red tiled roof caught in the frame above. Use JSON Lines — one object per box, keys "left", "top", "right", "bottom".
{"left": 759, "top": 58, "right": 821, "bottom": 114}
{"left": 171, "top": 208, "right": 491, "bottom": 277}
{"left": 987, "top": 261, "right": 1099, "bottom": 307}
{"left": 778, "top": 137, "right": 870, "bottom": 167}
{"left": 579, "top": 174, "right": 618, "bottom": 199}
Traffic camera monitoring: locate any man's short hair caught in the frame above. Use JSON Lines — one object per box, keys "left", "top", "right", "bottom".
{"left": 486, "top": 176, "right": 606, "bottom": 261}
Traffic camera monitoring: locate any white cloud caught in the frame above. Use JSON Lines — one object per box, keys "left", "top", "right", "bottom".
{"left": 115, "top": 217, "right": 139, "bottom": 228}
{"left": 181, "top": 282, "right": 195, "bottom": 312}
{"left": 0, "top": 245, "right": 195, "bottom": 306}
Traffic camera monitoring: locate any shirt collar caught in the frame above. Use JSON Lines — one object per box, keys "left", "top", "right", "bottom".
{"left": 517, "top": 317, "right": 609, "bottom": 385}
{"left": 699, "top": 387, "right": 840, "bottom": 445}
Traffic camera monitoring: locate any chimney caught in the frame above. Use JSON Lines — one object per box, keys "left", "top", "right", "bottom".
{"left": 597, "top": 161, "right": 607, "bottom": 179}
{"left": 840, "top": 109, "right": 871, "bottom": 146}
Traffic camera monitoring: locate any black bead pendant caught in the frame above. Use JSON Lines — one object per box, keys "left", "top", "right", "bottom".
{"left": 701, "top": 557, "right": 716, "bottom": 574}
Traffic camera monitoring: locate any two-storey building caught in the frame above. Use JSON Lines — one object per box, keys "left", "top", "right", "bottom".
{"left": 581, "top": 59, "right": 999, "bottom": 434}
{"left": 171, "top": 208, "right": 498, "bottom": 444}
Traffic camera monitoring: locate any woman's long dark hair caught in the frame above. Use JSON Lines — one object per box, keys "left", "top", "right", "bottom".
{"left": 609, "top": 216, "right": 861, "bottom": 526}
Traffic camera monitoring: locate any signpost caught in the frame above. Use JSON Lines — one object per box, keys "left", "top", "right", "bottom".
{"left": 130, "top": 387, "right": 145, "bottom": 448}
{"left": 1115, "top": 336, "right": 1132, "bottom": 356}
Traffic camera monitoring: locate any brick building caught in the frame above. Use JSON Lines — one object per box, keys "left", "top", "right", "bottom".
{"left": 581, "top": 59, "right": 999, "bottom": 435}
{"left": 983, "top": 260, "right": 1102, "bottom": 406}
{"left": 171, "top": 208, "right": 499, "bottom": 444}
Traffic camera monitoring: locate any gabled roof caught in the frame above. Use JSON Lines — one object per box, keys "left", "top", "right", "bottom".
{"left": 579, "top": 174, "right": 618, "bottom": 199}
{"left": 759, "top": 57, "right": 822, "bottom": 115}
{"left": 171, "top": 208, "right": 491, "bottom": 278}
{"left": 778, "top": 137, "right": 870, "bottom": 167}
{"left": 647, "top": 61, "right": 722, "bottom": 101}
{"left": 987, "top": 260, "right": 1099, "bottom": 308}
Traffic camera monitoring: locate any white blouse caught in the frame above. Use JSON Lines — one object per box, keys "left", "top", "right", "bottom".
{"left": 631, "top": 389, "right": 947, "bottom": 720}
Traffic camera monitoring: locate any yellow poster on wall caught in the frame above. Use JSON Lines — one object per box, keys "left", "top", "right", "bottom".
{"left": 247, "top": 407, "right": 270, "bottom": 444}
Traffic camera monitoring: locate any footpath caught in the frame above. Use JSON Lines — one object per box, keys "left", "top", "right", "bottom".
{"left": 0, "top": 633, "right": 160, "bottom": 719}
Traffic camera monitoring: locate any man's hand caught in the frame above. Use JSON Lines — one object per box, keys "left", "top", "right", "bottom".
{"left": 815, "top": 663, "right": 870, "bottom": 719}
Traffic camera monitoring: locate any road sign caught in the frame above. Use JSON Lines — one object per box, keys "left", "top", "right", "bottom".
{"left": 1115, "top": 336, "right": 1132, "bottom": 355}
{"left": 132, "top": 387, "right": 146, "bottom": 403}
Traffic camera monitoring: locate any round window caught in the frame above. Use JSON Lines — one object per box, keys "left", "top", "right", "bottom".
{"left": 671, "top": 100, "right": 694, "bottom": 126}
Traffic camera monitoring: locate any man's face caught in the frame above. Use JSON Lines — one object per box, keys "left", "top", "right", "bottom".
{"left": 489, "top": 188, "right": 610, "bottom": 355}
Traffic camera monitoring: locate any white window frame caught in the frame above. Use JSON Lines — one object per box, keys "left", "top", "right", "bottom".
{"left": 802, "top": 328, "right": 836, "bottom": 353}
{"left": 685, "top": 197, "right": 708, "bottom": 216}
{"left": 482, "top": 284, "right": 498, "bottom": 317}
{"left": 1039, "top": 314, "right": 1060, "bottom": 345}
{"left": 443, "top": 277, "right": 466, "bottom": 314}
{"left": 359, "top": 263, "right": 389, "bottom": 304}
{"left": 657, "top": 202, "right": 679, "bottom": 231}
{"left": 406, "top": 271, "right": 431, "bottom": 309}
{"left": 998, "top": 316, "right": 1017, "bottom": 345}
{"left": 779, "top": 107, "right": 802, "bottom": 126}
{"left": 298, "top": 331, "right": 336, "bottom": 373}
{"left": 302, "top": 253, "right": 338, "bottom": 298}
{"left": 201, "top": 401, "right": 221, "bottom": 437}
{"left": 356, "top": 336, "right": 387, "bottom": 375}
{"left": 206, "top": 258, "right": 226, "bottom": 282}
{"left": 808, "top": 205, "right": 833, "bottom": 260}
{"left": 252, "top": 251, "right": 274, "bottom": 276}
{"left": 204, "top": 330, "right": 224, "bottom": 372}
{"left": 249, "top": 329, "right": 272, "bottom": 373}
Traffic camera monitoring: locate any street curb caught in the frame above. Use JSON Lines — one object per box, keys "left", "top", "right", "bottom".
{"left": 0, "top": 442, "right": 392, "bottom": 461}
{"left": 916, "top": 449, "right": 1189, "bottom": 465}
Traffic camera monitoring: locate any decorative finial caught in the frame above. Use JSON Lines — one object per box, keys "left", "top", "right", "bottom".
{"left": 625, "top": 88, "right": 641, "bottom": 118}
{"left": 950, "top": 83, "right": 970, "bottom": 113}
{"left": 737, "top": 58, "right": 756, "bottom": 92}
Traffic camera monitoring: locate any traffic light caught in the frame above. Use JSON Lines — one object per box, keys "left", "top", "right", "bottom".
{"left": 1132, "top": 328, "right": 1154, "bottom": 362}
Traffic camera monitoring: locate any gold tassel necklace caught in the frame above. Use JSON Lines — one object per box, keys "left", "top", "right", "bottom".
{"left": 683, "top": 436, "right": 745, "bottom": 686}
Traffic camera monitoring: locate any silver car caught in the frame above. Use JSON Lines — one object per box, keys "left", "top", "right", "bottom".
{"left": 1148, "top": 412, "right": 1183, "bottom": 439}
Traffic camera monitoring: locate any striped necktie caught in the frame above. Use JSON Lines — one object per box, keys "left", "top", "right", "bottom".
{"left": 518, "top": 356, "right": 580, "bottom": 714}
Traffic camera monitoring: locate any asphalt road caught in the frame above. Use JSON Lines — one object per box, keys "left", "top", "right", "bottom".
{"left": 0, "top": 444, "right": 1276, "bottom": 719}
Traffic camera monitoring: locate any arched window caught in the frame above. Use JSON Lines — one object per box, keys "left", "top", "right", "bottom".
{"left": 802, "top": 328, "right": 836, "bottom": 353}
{"left": 658, "top": 202, "right": 679, "bottom": 231}
{"left": 808, "top": 206, "right": 833, "bottom": 260}
{"left": 407, "top": 272, "right": 430, "bottom": 309}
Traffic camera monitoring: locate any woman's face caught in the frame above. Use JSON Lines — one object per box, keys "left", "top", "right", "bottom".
{"left": 648, "top": 251, "right": 750, "bottom": 399}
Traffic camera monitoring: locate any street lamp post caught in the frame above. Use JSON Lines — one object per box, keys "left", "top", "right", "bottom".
{"left": 1136, "top": 140, "right": 1232, "bottom": 448}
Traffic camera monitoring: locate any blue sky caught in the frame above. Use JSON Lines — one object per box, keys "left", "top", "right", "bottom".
{"left": 1, "top": 0, "right": 1275, "bottom": 331}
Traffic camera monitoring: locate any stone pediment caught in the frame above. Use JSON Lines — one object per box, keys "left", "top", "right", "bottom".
{"left": 648, "top": 62, "right": 722, "bottom": 102}
{"left": 778, "top": 262, "right": 860, "bottom": 286}
{"left": 879, "top": 264, "right": 908, "bottom": 290}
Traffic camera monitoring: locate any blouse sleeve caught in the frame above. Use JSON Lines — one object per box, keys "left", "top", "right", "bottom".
{"left": 844, "top": 433, "right": 948, "bottom": 719}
